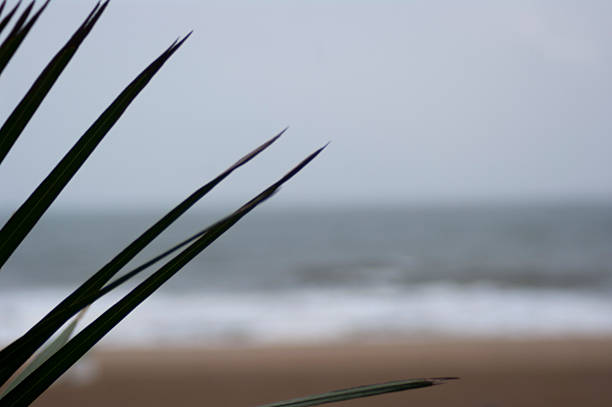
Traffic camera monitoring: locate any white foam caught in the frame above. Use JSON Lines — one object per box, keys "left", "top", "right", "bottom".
{"left": 2, "top": 284, "right": 612, "bottom": 348}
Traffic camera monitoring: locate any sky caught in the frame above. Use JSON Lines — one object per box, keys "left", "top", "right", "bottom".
{"left": 1, "top": 0, "right": 611, "bottom": 210}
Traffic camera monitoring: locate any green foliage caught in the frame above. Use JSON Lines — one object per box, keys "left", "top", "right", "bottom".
{"left": 0, "top": 309, "right": 87, "bottom": 398}
{"left": 257, "top": 378, "right": 458, "bottom": 407}
{"left": 0, "top": 1, "right": 455, "bottom": 406}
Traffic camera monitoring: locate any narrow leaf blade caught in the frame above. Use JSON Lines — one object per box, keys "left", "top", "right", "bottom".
{"left": 0, "top": 309, "right": 87, "bottom": 399}
{"left": 0, "top": 131, "right": 284, "bottom": 386}
{"left": 0, "top": 33, "right": 189, "bottom": 271}
{"left": 0, "top": 0, "right": 49, "bottom": 77}
{"left": 1, "top": 146, "right": 324, "bottom": 406}
{"left": 258, "top": 378, "right": 458, "bottom": 407}
{"left": 0, "top": 1, "right": 107, "bottom": 164}
{"left": 0, "top": 1, "right": 22, "bottom": 37}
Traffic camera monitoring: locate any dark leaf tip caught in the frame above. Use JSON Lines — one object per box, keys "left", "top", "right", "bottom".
{"left": 175, "top": 31, "right": 192, "bottom": 48}
{"left": 430, "top": 377, "right": 460, "bottom": 385}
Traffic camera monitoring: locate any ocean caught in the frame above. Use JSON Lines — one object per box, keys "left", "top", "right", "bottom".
{"left": 1, "top": 204, "right": 611, "bottom": 347}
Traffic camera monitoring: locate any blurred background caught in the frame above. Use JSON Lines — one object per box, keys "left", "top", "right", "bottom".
{"left": 1, "top": 0, "right": 611, "bottom": 348}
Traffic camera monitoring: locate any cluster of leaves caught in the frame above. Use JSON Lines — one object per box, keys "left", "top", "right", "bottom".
{"left": 0, "top": 2, "right": 454, "bottom": 406}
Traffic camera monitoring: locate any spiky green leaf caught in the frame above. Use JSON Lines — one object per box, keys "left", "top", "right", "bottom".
{"left": 0, "top": 0, "right": 49, "bottom": 77}
{"left": 0, "top": 33, "right": 189, "bottom": 271}
{"left": 1, "top": 146, "right": 324, "bottom": 406}
{"left": 0, "top": 131, "right": 284, "bottom": 386}
{"left": 257, "top": 378, "right": 458, "bottom": 407}
{"left": 0, "top": 1, "right": 22, "bottom": 37}
{"left": 0, "top": 1, "right": 107, "bottom": 164}
{"left": 0, "top": 309, "right": 87, "bottom": 399}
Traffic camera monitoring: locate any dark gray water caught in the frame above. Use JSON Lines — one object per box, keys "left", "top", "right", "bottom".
{"left": 3, "top": 204, "right": 612, "bottom": 292}
{"left": 1, "top": 204, "right": 611, "bottom": 345}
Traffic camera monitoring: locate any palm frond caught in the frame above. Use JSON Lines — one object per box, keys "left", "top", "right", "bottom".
{"left": 0, "top": 1, "right": 22, "bottom": 37}
{"left": 0, "top": 309, "right": 87, "bottom": 398}
{"left": 0, "top": 1, "right": 107, "bottom": 164}
{"left": 0, "top": 131, "right": 284, "bottom": 385}
{"left": 258, "top": 378, "right": 458, "bottom": 407}
{"left": 0, "top": 32, "right": 190, "bottom": 271}
{"left": 0, "top": 146, "right": 325, "bottom": 406}
{"left": 0, "top": 2, "right": 453, "bottom": 406}
{"left": 0, "top": 0, "right": 49, "bottom": 76}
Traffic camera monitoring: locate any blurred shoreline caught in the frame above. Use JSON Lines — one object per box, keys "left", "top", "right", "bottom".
{"left": 36, "top": 336, "right": 612, "bottom": 407}
{"left": 3, "top": 284, "right": 612, "bottom": 348}
{"left": 3, "top": 205, "right": 612, "bottom": 347}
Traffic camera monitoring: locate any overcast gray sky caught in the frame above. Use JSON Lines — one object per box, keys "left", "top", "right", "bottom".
{"left": 1, "top": 0, "right": 611, "bottom": 209}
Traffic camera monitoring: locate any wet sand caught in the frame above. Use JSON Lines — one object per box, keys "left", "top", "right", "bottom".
{"left": 33, "top": 338, "right": 612, "bottom": 407}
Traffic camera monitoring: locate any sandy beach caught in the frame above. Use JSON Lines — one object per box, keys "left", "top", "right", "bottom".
{"left": 30, "top": 337, "right": 612, "bottom": 407}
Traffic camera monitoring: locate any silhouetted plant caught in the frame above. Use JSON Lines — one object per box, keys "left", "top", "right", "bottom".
{"left": 0, "top": 2, "right": 455, "bottom": 406}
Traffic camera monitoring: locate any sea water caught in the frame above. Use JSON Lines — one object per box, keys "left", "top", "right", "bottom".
{"left": 1, "top": 204, "right": 611, "bottom": 347}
